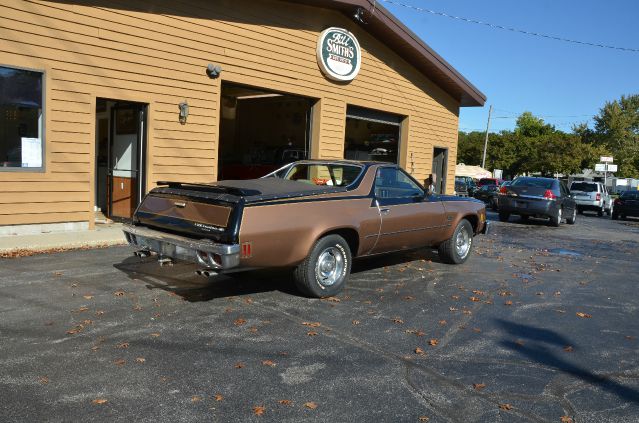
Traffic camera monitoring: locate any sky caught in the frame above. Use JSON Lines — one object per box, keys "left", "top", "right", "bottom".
{"left": 379, "top": 0, "right": 639, "bottom": 133}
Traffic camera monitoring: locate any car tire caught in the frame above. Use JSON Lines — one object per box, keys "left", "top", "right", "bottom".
{"left": 490, "top": 198, "right": 498, "bottom": 211}
{"left": 520, "top": 215, "right": 529, "bottom": 222}
{"left": 597, "top": 205, "right": 604, "bottom": 217}
{"left": 577, "top": 207, "right": 583, "bottom": 215}
{"left": 498, "top": 212, "right": 510, "bottom": 222}
{"left": 550, "top": 208, "right": 562, "bottom": 227}
{"left": 438, "top": 219, "right": 474, "bottom": 264}
{"left": 612, "top": 212, "right": 619, "bottom": 220}
{"left": 566, "top": 207, "right": 576, "bottom": 225}
{"left": 294, "top": 234, "right": 352, "bottom": 298}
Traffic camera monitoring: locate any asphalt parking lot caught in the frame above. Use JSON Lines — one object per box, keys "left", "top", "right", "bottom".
{"left": 2, "top": 212, "right": 639, "bottom": 422}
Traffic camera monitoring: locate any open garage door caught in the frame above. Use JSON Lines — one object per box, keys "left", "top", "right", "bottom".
{"left": 344, "top": 105, "right": 402, "bottom": 163}
{"left": 218, "top": 83, "right": 315, "bottom": 180}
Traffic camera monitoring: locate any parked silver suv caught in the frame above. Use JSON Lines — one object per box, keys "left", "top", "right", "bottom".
{"left": 569, "top": 181, "right": 613, "bottom": 217}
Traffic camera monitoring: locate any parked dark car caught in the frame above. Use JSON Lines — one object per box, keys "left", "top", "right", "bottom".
{"left": 455, "top": 176, "right": 477, "bottom": 197}
{"left": 497, "top": 177, "right": 577, "bottom": 226}
{"left": 612, "top": 190, "right": 639, "bottom": 220}
{"left": 474, "top": 185, "right": 499, "bottom": 208}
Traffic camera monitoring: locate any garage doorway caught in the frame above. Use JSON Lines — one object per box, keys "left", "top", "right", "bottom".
{"left": 432, "top": 147, "right": 447, "bottom": 194}
{"left": 218, "top": 83, "right": 315, "bottom": 180}
{"left": 95, "top": 99, "right": 147, "bottom": 222}
{"left": 344, "top": 106, "right": 401, "bottom": 163}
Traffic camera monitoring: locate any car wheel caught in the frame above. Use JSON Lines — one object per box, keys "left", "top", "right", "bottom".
{"left": 597, "top": 205, "right": 604, "bottom": 217}
{"left": 490, "top": 198, "right": 498, "bottom": 211}
{"left": 612, "top": 212, "right": 619, "bottom": 220}
{"left": 566, "top": 207, "right": 577, "bottom": 225}
{"left": 498, "top": 212, "right": 510, "bottom": 222}
{"left": 438, "top": 219, "right": 473, "bottom": 264}
{"left": 577, "top": 207, "right": 583, "bottom": 215}
{"left": 520, "top": 215, "right": 529, "bottom": 221}
{"left": 550, "top": 208, "right": 562, "bottom": 227}
{"left": 294, "top": 234, "right": 351, "bottom": 298}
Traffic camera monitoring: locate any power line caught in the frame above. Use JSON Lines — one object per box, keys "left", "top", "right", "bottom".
{"left": 379, "top": 0, "right": 639, "bottom": 53}
{"left": 492, "top": 114, "right": 594, "bottom": 119}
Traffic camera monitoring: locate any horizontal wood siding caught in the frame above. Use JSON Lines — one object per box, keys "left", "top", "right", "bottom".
{"left": 0, "top": 0, "right": 462, "bottom": 227}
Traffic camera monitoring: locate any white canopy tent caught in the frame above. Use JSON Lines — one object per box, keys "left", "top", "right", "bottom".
{"left": 455, "top": 163, "right": 492, "bottom": 179}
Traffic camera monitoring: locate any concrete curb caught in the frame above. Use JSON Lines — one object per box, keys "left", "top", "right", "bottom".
{"left": 0, "top": 224, "right": 127, "bottom": 256}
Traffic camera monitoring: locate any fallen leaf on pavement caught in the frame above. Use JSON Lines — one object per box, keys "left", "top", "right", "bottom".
{"left": 135, "top": 357, "right": 146, "bottom": 363}
{"left": 215, "top": 394, "right": 223, "bottom": 401}
{"left": 499, "top": 403, "right": 513, "bottom": 411}
{"left": 352, "top": 320, "right": 360, "bottom": 325}
{"left": 235, "top": 362, "right": 244, "bottom": 368}
{"left": 439, "top": 320, "right": 447, "bottom": 326}
{"left": 560, "top": 416, "right": 574, "bottom": 423}
{"left": 576, "top": 312, "right": 592, "bottom": 318}
{"left": 307, "top": 331, "right": 318, "bottom": 336}
{"left": 92, "top": 398, "right": 107, "bottom": 405}
{"left": 38, "top": 376, "right": 49, "bottom": 384}
{"left": 449, "top": 307, "right": 458, "bottom": 312}
{"left": 428, "top": 339, "right": 439, "bottom": 346}
{"left": 324, "top": 296, "right": 341, "bottom": 302}
{"left": 469, "top": 297, "right": 481, "bottom": 302}
{"left": 304, "top": 402, "right": 318, "bottom": 410}
{"left": 392, "top": 317, "right": 404, "bottom": 324}
{"left": 234, "top": 318, "right": 246, "bottom": 326}
{"left": 278, "top": 399, "right": 292, "bottom": 405}
{"left": 150, "top": 333, "right": 161, "bottom": 337}
{"left": 83, "top": 295, "right": 94, "bottom": 300}
{"left": 191, "top": 396, "right": 201, "bottom": 403}
{"left": 473, "top": 383, "right": 486, "bottom": 391}
{"left": 253, "top": 405, "right": 265, "bottom": 416}
{"left": 563, "top": 346, "right": 574, "bottom": 352}
{"left": 504, "top": 300, "right": 513, "bottom": 306}
{"left": 116, "top": 342, "right": 129, "bottom": 349}
{"left": 114, "top": 359, "right": 126, "bottom": 366}
{"left": 415, "top": 347, "right": 425, "bottom": 355}
{"left": 302, "top": 322, "right": 321, "bottom": 327}
{"left": 419, "top": 416, "right": 430, "bottom": 422}
{"left": 114, "top": 291, "right": 125, "bottom": 297}
{"left": 262, "top": 360, "right": 276, "bottom": 367}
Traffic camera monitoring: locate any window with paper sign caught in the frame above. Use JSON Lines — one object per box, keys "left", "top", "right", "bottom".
{"left": 0, "top": 66, "right": 44, "bottom": 170}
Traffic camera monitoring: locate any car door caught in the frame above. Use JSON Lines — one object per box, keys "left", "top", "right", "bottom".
{"left": 371, "top": 167, "right": 447, "bottom": 254}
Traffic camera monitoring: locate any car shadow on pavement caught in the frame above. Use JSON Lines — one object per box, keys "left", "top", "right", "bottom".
{"left": 114, "top": 256, "right": 299, "bottom": 301}
{"left": 496, "top": 319, "right": 639, "bottom": 404}
{"left": 351, "top": 249, "right": 441, "bottom": 274}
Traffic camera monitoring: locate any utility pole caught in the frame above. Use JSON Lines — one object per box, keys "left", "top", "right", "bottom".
{"left": 481, "top": 104, "right": 493, "bottom": 169}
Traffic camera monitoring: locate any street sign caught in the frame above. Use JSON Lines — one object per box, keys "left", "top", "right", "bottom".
{"left": 607, "top": 164, "right": 618, "bottom": 172}
{"left": 601, "top": 156, "right": 614, "bottom": 163}
{"left": 595, "top": 163, "right": 606, "bottom": 172}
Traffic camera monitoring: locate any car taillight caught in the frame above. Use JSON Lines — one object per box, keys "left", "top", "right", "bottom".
{"left": 499, "top": 186, "right": 507, "bottom": 195}
{"left": 543, "top": 189, "right": 557, "bottom": 200}
{"left": 596, "top": 193, "right": 601, "bottom": 201}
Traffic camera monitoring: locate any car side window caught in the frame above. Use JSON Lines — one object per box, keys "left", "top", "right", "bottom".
{"left": 560, "top": 182, "right": 569, "bottom": 197}
{"left": 375, "top": 167, "right": 423, "bottom": 199}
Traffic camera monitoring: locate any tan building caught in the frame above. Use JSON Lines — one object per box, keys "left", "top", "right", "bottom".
{"left": 0, "top": 0, "right": 485, "bottom": 233}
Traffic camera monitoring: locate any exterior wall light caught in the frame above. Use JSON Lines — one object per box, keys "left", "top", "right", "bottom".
{"left": 206, "top": 64, "right": 222, "bottom": 79}
{"left": 179, "top": 101, "right": 189, "bottom": 124}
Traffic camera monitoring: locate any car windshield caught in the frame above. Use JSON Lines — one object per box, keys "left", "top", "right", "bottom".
{"left": 570, "top": 182, "right": 597, "bottom": 192}
{"left": 511, "top": 177, "right": 554, "bottom": 189}
{"left": 278, "top": 163, "right": 363, "bottom": 187}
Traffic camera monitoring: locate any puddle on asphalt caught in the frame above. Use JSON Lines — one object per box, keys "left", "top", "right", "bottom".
{"left": 548, "top": 248, "right": 582, "bottom": 257}
{"left": 513, "top": 272, "right": 534, "bottom": 281}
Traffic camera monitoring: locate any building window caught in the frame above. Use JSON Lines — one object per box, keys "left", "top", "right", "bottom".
{"left": 344, "top": 105, "right": 401, "bottom": 164}
{"left": 0, "top": 66, "right": 44, "bottom": 170}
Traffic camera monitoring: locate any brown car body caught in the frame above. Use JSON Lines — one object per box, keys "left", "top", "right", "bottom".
{"left": 123, "top": 161, "right": 488, "bottom": 285}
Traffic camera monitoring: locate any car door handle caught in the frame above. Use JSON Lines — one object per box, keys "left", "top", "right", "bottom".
{"left": 380, "top": 208, "right": 390, "bottom": 215}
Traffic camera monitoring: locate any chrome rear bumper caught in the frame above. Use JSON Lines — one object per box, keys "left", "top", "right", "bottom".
{"left": 123, "top": 225, "right": 240, "bottom": 269}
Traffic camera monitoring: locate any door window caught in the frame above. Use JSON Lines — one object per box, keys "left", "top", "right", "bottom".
{"left": 375, "top": 167, "right": 423, "bottom": 199}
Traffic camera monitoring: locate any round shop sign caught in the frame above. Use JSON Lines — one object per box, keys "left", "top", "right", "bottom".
{"left": 316, "top": 27, "right": 361, "bottom": 82}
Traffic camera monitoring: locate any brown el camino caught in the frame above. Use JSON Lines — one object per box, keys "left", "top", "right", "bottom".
{"left": 123, "top": 161, "right": 489, "bottom": 297}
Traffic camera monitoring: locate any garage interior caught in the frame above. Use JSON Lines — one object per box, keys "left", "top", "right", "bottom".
{"left": 343, "top": 106, "right": 401, "bottom": 163}
{"left": 217, "top": 83, "right": 315, "bottom": 180}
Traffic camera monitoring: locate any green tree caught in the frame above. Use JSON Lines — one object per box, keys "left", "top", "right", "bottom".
{"left": 593, "top": 94, "right": 639, "bottom": 177}
{"left": 515, "top": 112, "right": 555, "bottom": 138}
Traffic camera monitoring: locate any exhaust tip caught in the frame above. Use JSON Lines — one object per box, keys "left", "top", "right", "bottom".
{"left": 196, "top": 268, "right": 217, "bottom": 278}
{"left": 134, "top": 249, "right": 151, "bottom": 258}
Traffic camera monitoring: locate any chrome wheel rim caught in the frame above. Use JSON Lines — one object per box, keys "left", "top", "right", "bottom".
{"left": 315, "top": 246, "right": 345, "bottom": 287}
{"left": 572, "top": 208, "right": 576, "bottom": 221}
{"left": 455, "top": 227, "right": 472, "bottom": 259}
{"left": 558, "top": 208, "right": 562, "bottom": 222}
